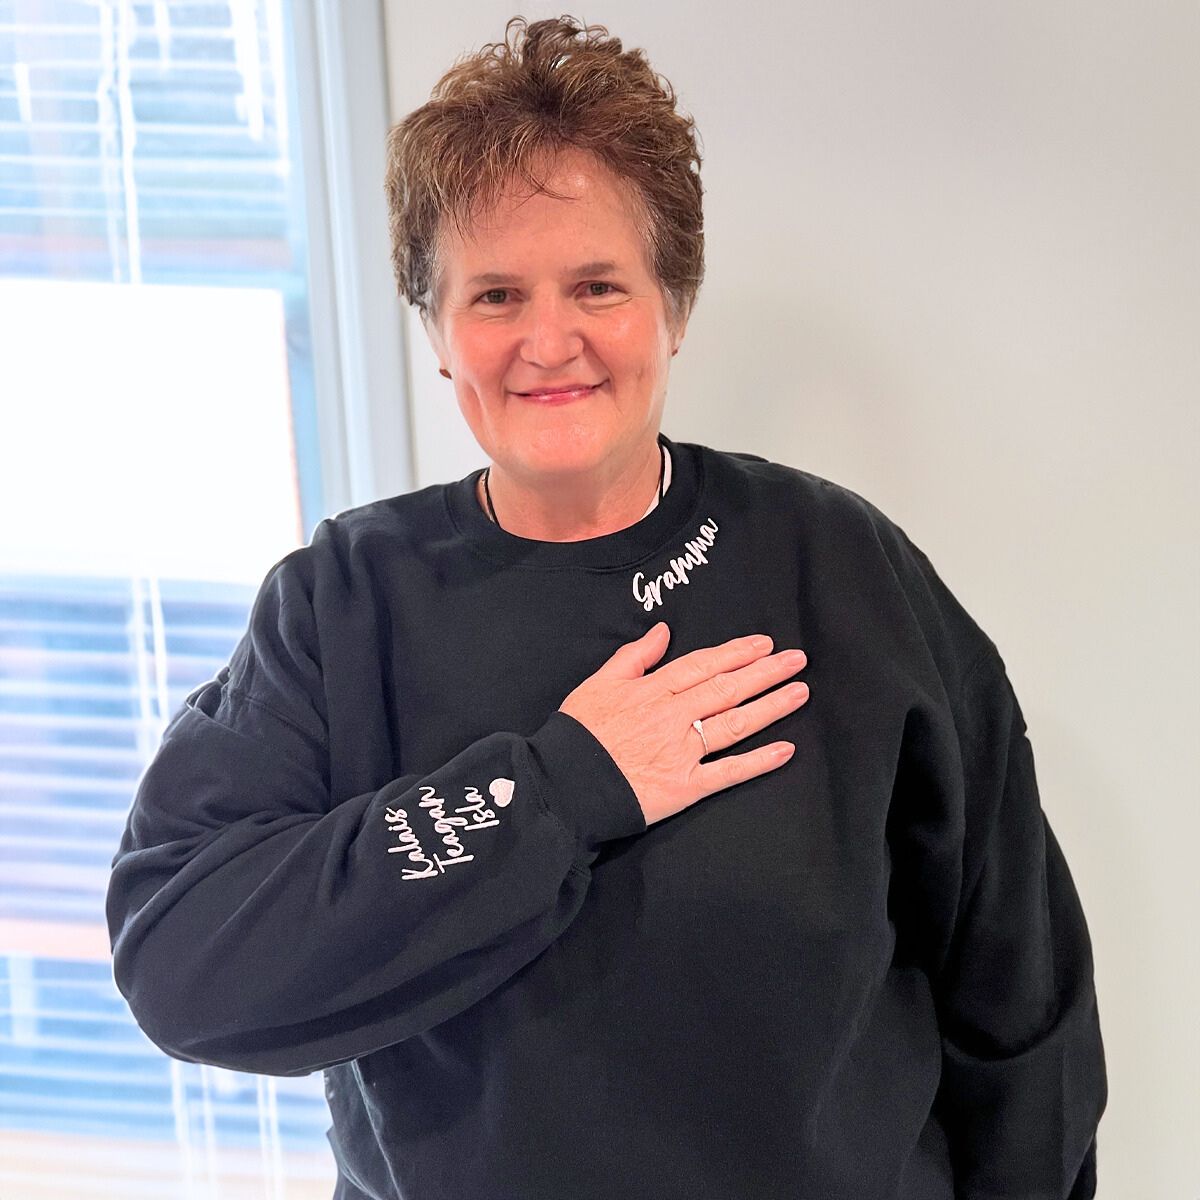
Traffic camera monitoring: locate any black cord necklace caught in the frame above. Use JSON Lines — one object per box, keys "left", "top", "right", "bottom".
{"left": 483, "top": 441, "right": 666, "bottom": 532}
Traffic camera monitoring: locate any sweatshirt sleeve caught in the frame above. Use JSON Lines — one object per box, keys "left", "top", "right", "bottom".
{"left": 105, "top": 556, "right": 647, "bottom": 1079}
{"left": 891, "top": 648, "right": 1108, "bottom": 1198}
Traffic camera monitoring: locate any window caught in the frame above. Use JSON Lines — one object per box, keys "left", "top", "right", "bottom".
{"left": 1, "top": 1, "right": 405, "bottom": 1194}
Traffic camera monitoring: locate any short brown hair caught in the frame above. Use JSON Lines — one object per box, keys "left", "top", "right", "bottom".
{"left": 384, "top": 15, "right": 704, "bottom": 325}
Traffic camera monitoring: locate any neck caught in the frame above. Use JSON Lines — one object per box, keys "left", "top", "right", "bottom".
{"left": 478, "top": 438, "right": 666, "bottom": 542}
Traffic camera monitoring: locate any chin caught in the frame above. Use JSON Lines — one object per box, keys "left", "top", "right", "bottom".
{"left": 511, "top": 425, "right": 619, "bottom": 474}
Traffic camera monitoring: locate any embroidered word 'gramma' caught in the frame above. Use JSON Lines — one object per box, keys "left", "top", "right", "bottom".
{"left": 632, "top": 518, "right": 720, "bottom": 612}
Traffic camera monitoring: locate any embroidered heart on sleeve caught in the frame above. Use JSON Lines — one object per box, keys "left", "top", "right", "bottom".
{"left": 489, "top": 778, "right": 515, "bottom": 808}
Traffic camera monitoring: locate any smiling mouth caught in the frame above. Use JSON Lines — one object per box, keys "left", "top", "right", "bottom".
{"left": 514, "top": 382, "right": 604, "bottom": 403}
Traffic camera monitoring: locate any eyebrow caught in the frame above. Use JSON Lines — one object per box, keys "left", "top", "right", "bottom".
{"left": 572, "top": 260, "right": 619, "bottom": 277}
{"left": 463, "top": 261, "right": 620, "bottom": 289}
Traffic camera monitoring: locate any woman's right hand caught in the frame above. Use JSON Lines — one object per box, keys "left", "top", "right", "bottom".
{"left": 558, "top": 623, "right": 809, "bottom": 827}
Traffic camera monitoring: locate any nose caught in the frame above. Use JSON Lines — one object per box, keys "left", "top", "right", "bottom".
{"left": 519, "top": 291, "right": 584, "bottom": 370}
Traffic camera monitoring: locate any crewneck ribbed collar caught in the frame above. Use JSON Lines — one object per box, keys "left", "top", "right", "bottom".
{"left": 444, "top": 433, "right": 703, "bottom": 572}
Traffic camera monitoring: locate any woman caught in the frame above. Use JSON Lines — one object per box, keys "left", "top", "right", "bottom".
{"left": 107, "top": 17, "right": 1106, "bottom": 1199}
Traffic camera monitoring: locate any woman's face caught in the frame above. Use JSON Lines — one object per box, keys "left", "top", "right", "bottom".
{"left": 424, "top": 150, "right": 686, "bottom": 489}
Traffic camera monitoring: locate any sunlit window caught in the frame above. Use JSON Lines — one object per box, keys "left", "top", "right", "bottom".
{"left": 1, "top": 1, "right": 342, "bottom": 1194}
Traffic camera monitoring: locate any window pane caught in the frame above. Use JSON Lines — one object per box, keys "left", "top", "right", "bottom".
{"left": 1, "top": 1, "right": 337, "bottom": 1194}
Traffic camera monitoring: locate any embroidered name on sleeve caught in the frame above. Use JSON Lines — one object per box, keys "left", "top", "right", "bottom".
{"left": 384, "top": 777, "right": 515, "bottom": 881}
{"left": 631, "top": 517, "right": 719, "bottom": 612}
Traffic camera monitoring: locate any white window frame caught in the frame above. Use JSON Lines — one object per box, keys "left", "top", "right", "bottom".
{"left": 292, "top": 0, "right": 413, "bottom": 514}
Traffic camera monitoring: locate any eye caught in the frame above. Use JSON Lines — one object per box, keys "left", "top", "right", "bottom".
{"left": 584, "top": 281, "right": 615, "bottom": 297}
{"left": 478, "top": 288, "right": 510, "bottom": 305}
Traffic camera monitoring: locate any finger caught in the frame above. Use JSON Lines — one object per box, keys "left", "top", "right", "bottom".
{"left": 651, "top": 633, "right": 774, "bottom": 696}
{"left": 697, "top": 680, "right": 809, "bottom": 756}
{"left": 690, "top": 741, "right": 796, "bottom": 799}
{"left": 592, "top": 622, "right": 671, "bottom": 680}
{"left": 684, "top": 648, "right": 808, "bottom": 721}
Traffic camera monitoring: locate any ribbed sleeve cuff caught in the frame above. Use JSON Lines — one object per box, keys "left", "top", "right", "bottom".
{"left": 526, "top": 710, "right": 648, "bottom": 855}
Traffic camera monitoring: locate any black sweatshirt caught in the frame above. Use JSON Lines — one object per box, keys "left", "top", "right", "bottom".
{"left": 107, "top": 435, "right": 1106, "bottom": 1199}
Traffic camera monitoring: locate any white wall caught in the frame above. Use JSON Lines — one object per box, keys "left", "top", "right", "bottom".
{"left": 382, "top": 3, "right": 1199, "bottom": 1194}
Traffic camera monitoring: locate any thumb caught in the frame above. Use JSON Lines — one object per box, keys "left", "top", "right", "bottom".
{"left": 596, "top": 622, "right": 670, "bottom": 680}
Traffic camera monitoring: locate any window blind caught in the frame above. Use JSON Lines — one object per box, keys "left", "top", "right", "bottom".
{"left": 0, "top": 575, "right": 335, "bottom": 1197}
{"left": 1, "top": 1, "right": 340, "bottom": 1193}
{"left": 1, "top": 0, "right": 300, "bottom": 285}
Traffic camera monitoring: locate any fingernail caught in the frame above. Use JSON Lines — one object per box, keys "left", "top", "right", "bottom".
{"left": 750, "top": 635, "right": 773, "bottom": 651}
{"left": 781, "top": 649, "right": 807, "bottom": 668}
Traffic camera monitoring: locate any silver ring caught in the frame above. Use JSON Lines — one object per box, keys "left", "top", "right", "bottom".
{"left": 692, "top": 718, "right": 710, "bottom": 757}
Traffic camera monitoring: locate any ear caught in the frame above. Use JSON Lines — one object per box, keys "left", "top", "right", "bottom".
{"left": 669, "top": 309, "right": 690, "bottom": 357}
{"left": 421, "top": 307, "right": 450, "bottom": 373}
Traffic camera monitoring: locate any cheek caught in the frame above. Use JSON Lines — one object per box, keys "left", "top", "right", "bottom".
{"left": 449, "top": 329, "right": 506, "bottom": 388}
{"left": 604, "top": 310, "right": 670, "bottom": 378}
